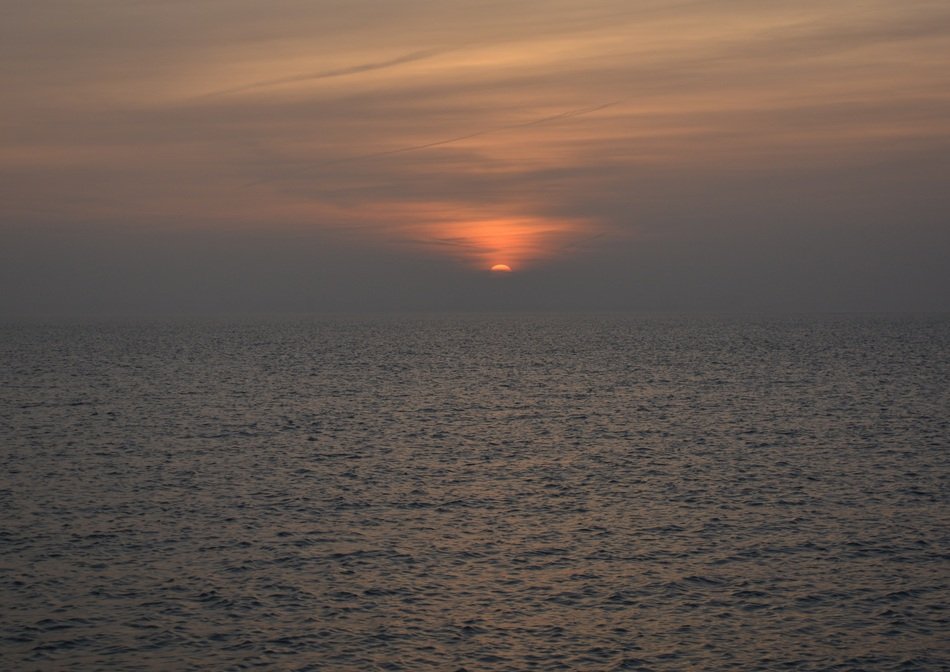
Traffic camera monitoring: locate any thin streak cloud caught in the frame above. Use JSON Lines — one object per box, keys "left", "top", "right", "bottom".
{"left": 248, "top": 101, "right": 620, "bottom": 186}
{"left": 197, "top": 47, "right": 448, "bottom": 99}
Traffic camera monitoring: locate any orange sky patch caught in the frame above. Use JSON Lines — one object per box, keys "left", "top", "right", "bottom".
{"left": 414, "top": 215, "right": 590, "bottom": 270}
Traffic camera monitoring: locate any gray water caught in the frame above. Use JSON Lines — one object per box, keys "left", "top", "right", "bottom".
{"left": 1, "top": 315, "right": 948, "bottom": 671}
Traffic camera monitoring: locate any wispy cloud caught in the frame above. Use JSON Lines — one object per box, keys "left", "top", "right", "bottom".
{"left": 196, "top": 47, "right": 449, "bottom": 99}
{"left": 246, "top": 101, "right": 620, "bottom": 186}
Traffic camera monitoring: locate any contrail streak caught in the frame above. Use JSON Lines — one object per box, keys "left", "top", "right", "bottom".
{"left": 335, "top": 101, "right": 621, "bottom": 164}
{"left": 198, "top": 48, "right": 447, "bottom": 99}
{"left": 248, "top": 101, "right": 620, "bottom": 186}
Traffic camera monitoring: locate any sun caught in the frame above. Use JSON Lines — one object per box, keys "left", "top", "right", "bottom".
{"left": 490, "top": 264, "right": 512, "bottom": 273}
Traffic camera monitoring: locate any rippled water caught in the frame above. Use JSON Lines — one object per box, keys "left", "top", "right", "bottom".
{"left": 2, "top": 315, "right": 948, "bottom": 670}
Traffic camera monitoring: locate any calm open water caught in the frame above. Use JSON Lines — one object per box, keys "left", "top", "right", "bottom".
{"left": 1, "top": 315, "right": 948, "bottom": 671}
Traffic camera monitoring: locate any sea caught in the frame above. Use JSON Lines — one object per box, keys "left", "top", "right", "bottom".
{"left": 1, "top": 314, "right": 948, "bottom": 671}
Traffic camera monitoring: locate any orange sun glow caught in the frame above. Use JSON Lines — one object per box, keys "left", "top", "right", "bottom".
{"left": 368, "top": 203, "right": 594, "bottom": 270}
{"left": 412, "top": 213, "right": 590, "bottom": 270}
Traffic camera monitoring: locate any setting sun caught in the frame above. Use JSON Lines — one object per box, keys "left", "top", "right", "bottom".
{"left": 394, "top": 211, "right": 592, "bottom": 270}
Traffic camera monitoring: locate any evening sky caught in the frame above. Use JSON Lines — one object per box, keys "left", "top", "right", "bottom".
{"left": 2, "top": 0, "right": 949, "bottom": 315}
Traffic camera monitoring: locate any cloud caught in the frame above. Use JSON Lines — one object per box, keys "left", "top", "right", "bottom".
{"left": 245, "top": 101, "right": 620, "bottom": 186}
{"left": 196, "top": 47, "right": 451, "bottom": 99}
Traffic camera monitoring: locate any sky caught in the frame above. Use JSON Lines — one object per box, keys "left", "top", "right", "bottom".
{"left": 2, "top": 0, "right": 949, "bottom": 316}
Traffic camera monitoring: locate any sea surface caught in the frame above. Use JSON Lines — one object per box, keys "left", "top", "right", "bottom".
{"left": 1, "top": 315, "right": 948, "bottom": 671}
